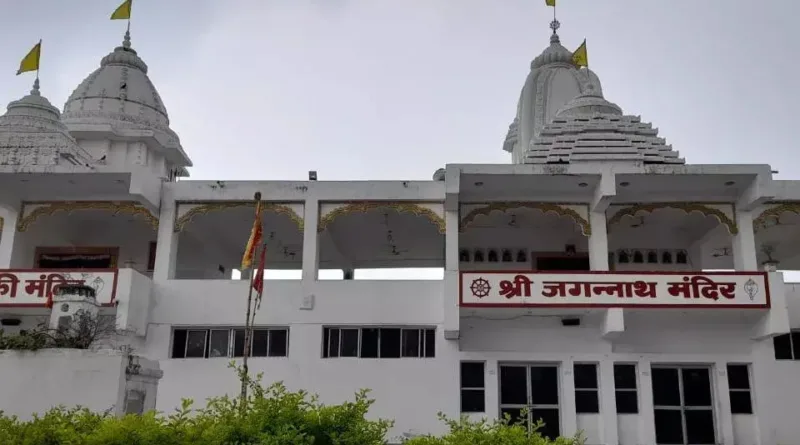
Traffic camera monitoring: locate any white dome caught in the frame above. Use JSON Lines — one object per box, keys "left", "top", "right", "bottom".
{"left": 0, "top": 80, "right": 93, "bottom": 168}
{"left": 61, "top": 32, "right": 191, "bottom": 168}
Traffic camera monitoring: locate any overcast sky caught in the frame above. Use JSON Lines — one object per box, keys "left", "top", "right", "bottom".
{"left": 1, "top": 0, "right": 798, "bottom": 181}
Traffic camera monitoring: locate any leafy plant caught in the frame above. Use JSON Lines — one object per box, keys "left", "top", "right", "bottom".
{"left": 0, "top": 310, "right": 118, "bottom": 351}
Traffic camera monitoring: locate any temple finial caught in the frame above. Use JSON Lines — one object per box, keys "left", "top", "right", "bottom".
{"left": 550, "top": 19, "right": 561, "bottom": 44}
{"left": 122, "top": 29, "right": 131, "bottom": 49}
{"left": 30, "top": 78, "right": 40, "bottom": 96}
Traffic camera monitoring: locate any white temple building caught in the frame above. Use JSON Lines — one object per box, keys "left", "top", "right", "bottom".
{"left": 3, "top": 18, "right": 800, "bottom": 445}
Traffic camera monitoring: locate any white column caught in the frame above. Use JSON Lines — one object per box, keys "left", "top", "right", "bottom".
{"left": 301, "top": 198, "right": 319, "bottom": 282}
{"left": 443, "top": 209, "right": 460, "bottom": 339}
{"left": 299, "top": 199, "right": 319, "bottom": 310}
{"left": 560, "top": 358, "right": 578, "bottom": 437}
{"left": 714, "top": 362, "right": 735, "bottom": 445}
{"left": 590, "top": 211, "right": 625, "bottom": 338}
{"left": 598, "top": 359, "right": 619, "bottom": 445}
{"left": 732, "top": 210, "right": 757, "bottom": 270}
{"left": 0, "top": 206, "right": 19, "bottom": 268}
{"left": 638, "top": 361, "right": 657, "bottom": 445}
{"left": 152, "top": 199, "right": 178, "bottom": 281}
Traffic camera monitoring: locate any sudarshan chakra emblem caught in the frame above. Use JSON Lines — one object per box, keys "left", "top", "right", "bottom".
{"left": 743, "top": 278, "right": 759, "bottom": 301}
{"left": 470, "top": 277, "right": 491, "bottom": 298}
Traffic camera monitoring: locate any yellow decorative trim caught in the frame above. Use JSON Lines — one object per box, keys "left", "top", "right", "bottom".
{"left": 17, "top": 201, "right": 159, "bottom": 232}
{"left": 317, "top": 202, "right": 445, "bottom": 234}
{"left": 460, "top": 202, "right": 591, "bottom": 236}
{"left": 608, "top": 203, "right": 738, "bottom": 235}
{"left": 753, "top": 202, "right": 800, "bottom": 231}
{"left": 174, "top": 202, "right": 304, "bottom": 233}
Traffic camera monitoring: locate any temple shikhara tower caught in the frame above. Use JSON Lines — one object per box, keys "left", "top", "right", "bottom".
{"left": 2, "top": 5, "right": 800, "bottom": 445}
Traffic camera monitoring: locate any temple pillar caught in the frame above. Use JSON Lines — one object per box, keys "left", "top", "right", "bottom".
{"left": 732, "top": 210, "right": 757, "bottom": 270}
{"left": 589, "top": 211, "right": 625, "bottom": 339}
{"left": 300, "top": 198, "right": 319, "bottom": 310}
{"left": 0, "top": 205, "right": 18, "bottom": 269}
{"left": 152, "top": 198, "right": 177, "bottom": 281}
{"left": 443, "top": 208, "right": 459, "bottom": 340}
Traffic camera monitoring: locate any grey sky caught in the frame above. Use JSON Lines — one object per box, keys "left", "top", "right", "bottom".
{"left": 1, "top": 0, "right": 798, "bottom": 180}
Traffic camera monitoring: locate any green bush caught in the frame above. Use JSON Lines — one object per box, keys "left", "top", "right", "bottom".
{"left": 0, "top": 363, "right": 583, "bottom": 445}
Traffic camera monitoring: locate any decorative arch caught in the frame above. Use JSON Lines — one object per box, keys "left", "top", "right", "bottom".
{"left": 17, "top": 201, "right": 159, "bottom": 232}
{"left": 753, "top": 202, "right": 800, "bottom": 232}
{"left": 174, "top": 202, "right": 304, "bottom": 233}
{"left": 459, "top": 202, "right": 591, "bottom": 236}
{"left": 317, "top": 202, "right": 445, "bottom": 234}
{"left": 607, "top": 203, "right": 738, "bottom": 235}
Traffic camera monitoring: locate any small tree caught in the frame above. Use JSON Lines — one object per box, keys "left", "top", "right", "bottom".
{"left": 0, "top": 310, "right": 120, "bottom": 351}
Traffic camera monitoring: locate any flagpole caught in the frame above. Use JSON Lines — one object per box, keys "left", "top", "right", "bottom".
{"left": 35, "top": 39, "right": 42, "bottom": 83}
{"left": 239, "top": 191, "right": 262, "bottom": 409}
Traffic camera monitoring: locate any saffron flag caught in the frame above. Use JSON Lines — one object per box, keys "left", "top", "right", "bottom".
{"left": 17, "top": 42, "right": 41, "bottom": 75}
{"left": 110, "top": 0, "right": 132, "bottom": 20}
{"left": 253, "top": 245, "right": 267, "bottom": 309}
{"left": 545, "top": 0, "right": 555, "bottom": 6}
{"left": 241, "top": 201, "right": 263, "bottom": 270}
{"left": 572, "top": 39, "right": 588, "bottom": 67}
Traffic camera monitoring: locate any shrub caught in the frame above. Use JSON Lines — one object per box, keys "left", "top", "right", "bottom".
{"left": 403, "top": 412, "right": 584, "bottom": 445}
{"left": 0, "top": 363, "right": 583, "bottom": 444}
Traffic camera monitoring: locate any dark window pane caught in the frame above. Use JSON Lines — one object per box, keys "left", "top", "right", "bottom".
{"left": 171, "top": 329, "right": 187, "bottom": 359}
{"left": 186, "top": 330, "right": 207, "bottom": 358}
{"left": 460, "top": 389, "right": 485, "bottom": 413}
{"left": 401, "top": 329, "right": 420, "bottom": 357}
{"left": 251, "top": 330, "right": 269, "bottom": 357}
{"left": 208, "top": 330, "right": 229, "bottom": 358}
{"left": 268, "top": 329, "right": 288, "bottom": 357}
{"left": 614, "top": 364, "right": 637, "bottom": 389}
{"left": 530, "top": 408, "right": 559, "bottom": 440}
{"left": 615, "top": 390, "right": 638, "bottom": 414}
{"left": 792, "top": 332, "right": 800, "bottom": 360}
{"left": 461, "top": 362, "right": 485, "bottom": 388}
{"left": 654, "top": 409, "right": 684, "bottom": 444}
{"left": 573, "top": 364, "right": 598, "bottom": 389}
{"left": 340, "top": 329, "right": 359, "bottom": 357}
{"left": 322, "top": 328, "right": 330, "bottom": 358}
{"left": 652, "top": 368, "right": 680, "bottom": 406}
{"left": 682, "top": 368, "right": 712, "bottom": 406}
{"left": 575, "top": 390, "right": 599, "bottom": 413}
{"left": 500, "top": 407, "right": 525, "bottom": 425}
{"left": 424, "top": 329, "right": 436, "bottom": 357}
{"left": 233, "top": 329, "right": 245, "bottom": 357}
{"left": 727, "top": 364, "right": 750, "bottom": 390}
{"left": 774, "top": 334, "right": 792, "bottom": 360}
{"left": 328, "top": 328, "right": 340, "bottom": 358}
{"left": 379, "top": 328, "right": 401, "bottom": 358}
{"left": 360, "top": 328, "right": 379, "bottom": 358}
{"left": 685, "top": 409, "right": 716, "bottom": 444}
{"left": 530, "top": 366, "right": 558, "bottom": 405}
{"left": 500, "top": 366, "right": 528, "bottom": 405}
{"left": 730, "top": 391, "right": 753, "bottom": 414}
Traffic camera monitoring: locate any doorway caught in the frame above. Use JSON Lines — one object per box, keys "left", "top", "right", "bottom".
{"left": 498, "top": 364, "right": 560, "bottom": 440}
{"left": 651, "top": 366, "right": 716, "bottom": 444}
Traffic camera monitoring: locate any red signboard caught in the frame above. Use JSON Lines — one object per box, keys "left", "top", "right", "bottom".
{"left": 0, "top": 269, "right": 118, "bottom": 307}
{"left": 459, "top": 271, "right": 770, "bottom": 309}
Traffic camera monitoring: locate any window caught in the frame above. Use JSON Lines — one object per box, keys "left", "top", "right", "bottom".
{"left": 499, "top": 364, "right": 560, "bottom": 440}
{"left": 460, "top": 362, "right": 485, "bottom": 413}
{"left": 727, "top": 364, "right": 753, "bottom": 415}
{"left": 574, "top": 364, "right": 599, "bottom": 414}
{"left": 170, "top": 327, "right": 289, "bottom": 359}
{"left": 652, "top": 366, "right": 716, "bottom": 445}
{"left": 322, "top": 327, "right": 435, "bottom": 358}
{"left": 773, "top": 331, "right": 800, "bottom": 360}
{"left": 614, "top": 363, "right": 639, "bottom": 414}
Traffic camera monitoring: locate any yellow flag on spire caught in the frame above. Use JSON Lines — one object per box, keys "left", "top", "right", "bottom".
{"left": 16, "top": 41, "right": 41, "bottom": 75}
{"left": 572, "top": 39, "right": 588, "bottom": 68}
{"left": 110, "top": 0, "right": 132, "bottom": 20}
{"left": 545, "top": 0, "right": 556, "bottom": 6}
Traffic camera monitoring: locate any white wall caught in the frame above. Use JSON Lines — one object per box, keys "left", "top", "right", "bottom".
{"left": 0, "top": 349, "right": 125, "bottom": 419}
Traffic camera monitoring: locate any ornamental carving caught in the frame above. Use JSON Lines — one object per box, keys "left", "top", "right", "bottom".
{"left": 317, "top": 202, "right": 445, "bottom": 234}
{"left": 753, "top": 202, "right": 800, "bottom": 232}
{"left": 174, "top": 202, "right": 304, "bottom": 233}
{"left": 607, "top": 203, "right": 738, "bottom": 235}
{"left": 17, "top": 201, "right": 159, "bottom": 232}
{"left": 459, "top": 202, "right": 591, "bottom": 236}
